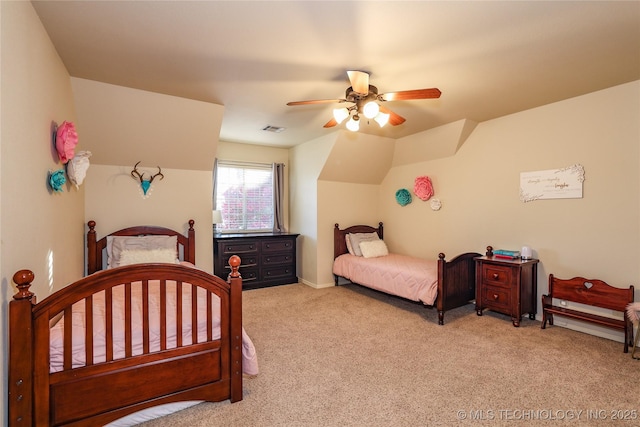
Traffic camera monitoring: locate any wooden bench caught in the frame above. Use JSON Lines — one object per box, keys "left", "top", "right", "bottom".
{"left": 541, "top": 274, "right": 634, "bottom": 353}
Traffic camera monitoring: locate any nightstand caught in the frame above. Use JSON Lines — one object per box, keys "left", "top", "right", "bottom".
{"left": 475, "top": 247, "right": 539, "bottom": 327}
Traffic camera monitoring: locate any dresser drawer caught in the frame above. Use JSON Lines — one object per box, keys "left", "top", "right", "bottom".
{"left": 481, "top": 285, "right": 512, "bottom": 312}
{"left": 482, "top": 264, "right": 512, "bottom": 288}
{"left": 262, "top": 253, "right": 294, "bottom": 266}
{"left": 238, "top": 267, "right": 258, "bottom": 283}
{"left": 221, "top": 253, "right": 258, "bottom": 268}
{"left": 262, "top": 239, "right": 295, "bottom": 253}
{"left": 220, "top": 241, "right": 257, "bottom": 254}
{"left": 263, "top": 265, "right": 295, "bottom": 280}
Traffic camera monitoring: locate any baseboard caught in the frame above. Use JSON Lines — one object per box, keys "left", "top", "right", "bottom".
{"left": 546, "top": 318, "right": 626, "bottom": 344}
{"left": 299, "top": 278, "right": 334, "bottom": 289}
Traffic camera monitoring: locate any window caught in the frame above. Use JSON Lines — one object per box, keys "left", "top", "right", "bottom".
{"left": 214, "top": 161, "right": 273, "bottom": 233}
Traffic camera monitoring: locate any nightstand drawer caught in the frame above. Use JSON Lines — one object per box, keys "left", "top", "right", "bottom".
{"left": 482, "top": 265, "right": 512, "bottom": 288}
{"left": 481, "top": 285, "right": 511, "bottom": 311}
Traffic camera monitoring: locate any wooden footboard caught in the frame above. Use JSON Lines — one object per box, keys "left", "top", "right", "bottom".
{"left": 9, "top": 259, "right": 243, "bottom": 426}
{"left": 436, "top": 252, "right": 481, "bottom": 325}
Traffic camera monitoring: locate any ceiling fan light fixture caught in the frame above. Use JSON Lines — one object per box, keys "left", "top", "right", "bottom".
{"left": 362, "top": 101, "right": 380, "bottom": 119}
{"left": 374, "top": 112, "right": 390, "bottom": 128}
{"left": 333, "top": 107, "right": 350, "bottom": 124}
{"left": 346, "top": 116, "right": 360, "bottom": 132}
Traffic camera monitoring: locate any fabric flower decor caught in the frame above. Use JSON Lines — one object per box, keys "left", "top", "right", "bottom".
{"left": 55, "top": 121, "right": 78, "bottom": 164}
{"left": 414, "top": 175, "right": 434, "bottom": 201}
{"left": 67, "top": 151, "right": 92, "bottom": 188}
{"left": 49, "top": 168, "right": 66, "bottom": 192}
{"left": 395, "top": 188, "right": 412, "bottom": 206}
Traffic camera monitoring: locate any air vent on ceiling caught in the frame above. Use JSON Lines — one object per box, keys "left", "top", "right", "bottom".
{"left": 262, "top": 125, "right": 286, "bottom": 133}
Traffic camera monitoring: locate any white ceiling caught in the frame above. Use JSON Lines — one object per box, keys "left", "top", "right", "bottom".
{"left": 32, "top": 1, "right": 640, "bottom": 148}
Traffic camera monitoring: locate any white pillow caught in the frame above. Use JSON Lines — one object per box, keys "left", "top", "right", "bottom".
{"left": 345, "top": 236, "right": 355, "bottom": 255}
{"left": 107, "top": 235, "right": 177, "bottom": 268}
{"left": 359, "top": 239, "right": 389, "bottom": 258}
{"left": 118, "top": 248, "right": 178, "bottom": 266}
{"left": 348, "top": 232, "right": 380, "bottom": 257}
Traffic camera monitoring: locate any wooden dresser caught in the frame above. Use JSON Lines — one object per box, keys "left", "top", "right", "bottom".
{"left": 475, "top": 252, "right": 539, "bottom": 327}
{"left": 214, "top": 232, "right": 299, "bottom": 290}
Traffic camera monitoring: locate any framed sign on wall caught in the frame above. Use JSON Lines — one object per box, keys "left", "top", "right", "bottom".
{"left": 519, "top": 164, "right": 585, "bottom": 203}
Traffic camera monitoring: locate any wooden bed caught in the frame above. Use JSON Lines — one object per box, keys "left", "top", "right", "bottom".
{"left": 8, "top": 220, "right": 246, "bottom": 426}
{"left": 333, "top": 223, "right": 480, "bottom": 325}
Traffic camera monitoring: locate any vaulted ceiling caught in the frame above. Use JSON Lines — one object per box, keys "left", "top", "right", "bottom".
{"left": 32, "top": 1, "right": 640, "bottom": 148}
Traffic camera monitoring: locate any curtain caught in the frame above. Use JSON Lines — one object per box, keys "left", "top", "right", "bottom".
{"left": 272, "top": 162, "right": 285, "bottom": 233}
{"left": 212, "top": 158, "right": 219, "bottom": 210}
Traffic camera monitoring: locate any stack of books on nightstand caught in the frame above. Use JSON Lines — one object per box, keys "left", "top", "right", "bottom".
{"left": 493, "top": 249, "right": 521, "bottom": 260}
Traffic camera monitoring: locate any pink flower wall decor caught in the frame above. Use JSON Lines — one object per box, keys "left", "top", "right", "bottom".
{"left": 55, "top": 121, "right": 78, "bottom": 164}
{"left": 414, "top": 176, "right": 434, "bottom": 201}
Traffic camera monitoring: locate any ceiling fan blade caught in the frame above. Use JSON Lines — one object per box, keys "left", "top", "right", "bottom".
{"left": 380, "top": 88, "right": 441, "bottom": 101}
{"left": 379, "top": 105, "right": 406, "bottom": 126}
{"left": 323, "top": 118, "right": 338, "bottom": 128}
{"left": 347, "top": 71, "right": 370, "bottom": 95}
{"left": 287, "top": 99, "right": 346, "bottom": 106}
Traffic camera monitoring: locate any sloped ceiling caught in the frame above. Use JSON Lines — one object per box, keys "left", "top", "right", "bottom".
{"left": 32, "top": 1, "right": 640, "bottom": 148}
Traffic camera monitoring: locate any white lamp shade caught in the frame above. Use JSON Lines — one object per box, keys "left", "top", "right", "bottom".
{"left": 333, "top": 107, "right": 350, "bottom": 124}
{"left": 212, "top": 210, "right": 223, "bottom": 224}
{"left": 362, "top": 101, "right": 380, "bottom": 119}
{"left": 346, "top": 116, "right": 360, "bottom": 131}
{"left": 374, "top": 112, "right": 390, "bottom": 128}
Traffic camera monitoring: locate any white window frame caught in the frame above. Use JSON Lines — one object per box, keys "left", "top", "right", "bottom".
{"left": 214, "top": 160, "right": 274, "bottom": 233}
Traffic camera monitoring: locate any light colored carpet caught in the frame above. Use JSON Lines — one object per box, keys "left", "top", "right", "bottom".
{"left": 141, "top": 283, "right": 640, "bottom": 426}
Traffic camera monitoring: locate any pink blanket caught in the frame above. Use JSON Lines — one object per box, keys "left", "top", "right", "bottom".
{"left": 333, "top": 253, "right": 439, "bottom": 305}
{"left": 49, "top": 265, "right": 259, "bottom": 376}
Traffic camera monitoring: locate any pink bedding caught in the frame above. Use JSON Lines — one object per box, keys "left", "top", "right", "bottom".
{"left": 49, "top": 263, "right": 259, "bottom": 376}
{"left": 333, "top": 253, "right": 439, "bottom": 305}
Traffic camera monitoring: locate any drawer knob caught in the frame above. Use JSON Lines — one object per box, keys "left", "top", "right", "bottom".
{"left": 492, "top": 273, "right": 499, "bottom": 280}
{"left": 493, "top": 294, "right": 499, "bottom": 300}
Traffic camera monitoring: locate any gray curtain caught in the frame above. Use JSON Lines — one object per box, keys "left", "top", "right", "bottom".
{"left": 273, "top": 162, "right": 285, "bottom": 233}
{"left": 212, "top": 158, "right": 219, "bottom": 210}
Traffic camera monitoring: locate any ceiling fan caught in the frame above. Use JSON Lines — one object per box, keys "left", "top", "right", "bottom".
{"left": 286, "top": 71, "right": 441, "bottom": 131}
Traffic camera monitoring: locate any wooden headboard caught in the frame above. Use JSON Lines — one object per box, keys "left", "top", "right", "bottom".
{"left": 334, "top": 222, "right": 384, "bottom": 259}
{"left": 86, "top": 219, "right": 196, "bottom": 274}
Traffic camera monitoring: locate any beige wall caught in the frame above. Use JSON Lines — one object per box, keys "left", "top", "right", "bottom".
{"left": 71, "top": 78, "right": 223, "bottom": 171}
{"left": 84, "top": 164, "right": 215, "bottom": 273}
{"left": 290, "top": 134, "right": 335, "bottom": 285}
{"left": 74, "top": 78, "right": 226, "bottom": 274}
{"left": 1, "top": 2, "right": 85, "bottom": 423}
{"left": 379, "top": 81, "right": 639, "bottom": 341}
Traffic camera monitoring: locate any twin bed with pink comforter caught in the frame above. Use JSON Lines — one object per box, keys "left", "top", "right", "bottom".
{"left": 333, "top": 223, "right": 480, "bottom": 324}
{"left": 9, "top": 220, "right": 258, "bottom": 426}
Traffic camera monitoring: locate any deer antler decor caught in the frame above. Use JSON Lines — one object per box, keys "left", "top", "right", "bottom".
{"left": 131, "top": 161, "right": 164, "bottom": 196}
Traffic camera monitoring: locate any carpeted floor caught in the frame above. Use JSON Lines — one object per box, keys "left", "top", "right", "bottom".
{"left": 141, "top": 283, "right": 640, "bottom": 426}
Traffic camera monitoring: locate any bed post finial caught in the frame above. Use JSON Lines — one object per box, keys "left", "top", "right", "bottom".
{"left": 12, "top": 270, "right": 35, "bottom": 300}
{"left": 228, "top": 255, "right": 241, "bottom": 279}
{"left": 438, "top": 253, "right": 446, "bottom": 261}
{"left": 87, "top": 221, "right": 98, "bottom": 275}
